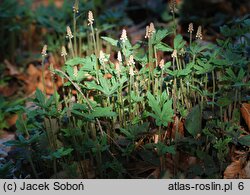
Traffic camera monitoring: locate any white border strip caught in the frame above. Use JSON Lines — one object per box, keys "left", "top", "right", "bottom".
{"left": 0, "top": 179, "right": 249, "bottom": 195}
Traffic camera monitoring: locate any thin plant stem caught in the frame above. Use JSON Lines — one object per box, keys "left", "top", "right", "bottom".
{"left": 176, "top": 57, "right": 185, "bottom": 106}
{"left": 192, "top": 54, "right": 196, "bottom": 104}
{"left": 107, "top": 96, "right": 114, "bottom": 138}
{"left": 200, "top": 96, "right": 203, "bottom": 124}
{"left": 172, "top": 12, "right": 177, "bottom": 36}
{"left": 90, "top": 25, "right": 99, "bottom": 84}
{"left": 73, "top": 12, "right": 77, "bottom": 56}
{"left": 53, "top": 159, "right": 57, "bottom": 178}
{"left": 63, "top": 55, "right": 67, "bottom": 62}
{"left": 48, "top": 117, "right": 57, "bottom": 150}
{"left": 180, "top": 78, "right": 184, "bottom": 105}
{"left": 172, "top": 57, "right": 177, "bottom": 115}
{"left": 173, "top": 77, "right": 177, "bottom": 115}
{"left": 189, "top": 33, "right": 192, "bottom": 45}
{"left": 96, "top": 30, "right": 101, "bottom": 54}
{"left": 27, "top": 153, "right": 39, "bottom": 179}
{"left": 79, "top": 33, "right": 82, "bottom": 56}
{"left": 239, "top": 87, "right": 241, "bottom": 104}
{"left": 21, "top": 114, "right": 29, "bottom": 137}
{"left": 160, "top": 69, "right": 164, "bottom": 94}
{"left": 54, "top": 69, "right": 104, "bottom": 135}
{"left": 205, "top": 73, "right": 208, "bottom": 100}
{"left": 220, "top": 106, "right": 223, "bottom": 122}
{"left": 50, "top": 64, "right": 58, "bottom": 109}
{"left": 96, "top": 145, "right": 103, "bottom": 178}
{"left": 228, "top": 103, "right": 232, "bottom": 121}
{"left": 176, "top": 56, "right": 180, "bottom": 70}
{"left": 212, "top": 70, "right": 216, "bottom": 111}
{"left": 69, "top": 38, "right": 75, "bottom": 58}
{"left": 117, "top": 73, "right": 124, "bottom": 125}
{"left": 154, "top": 46, "right": 158, "bottom": 67}
{"left": 90, "top": 25, "right": 97, "bottom": 56}
{"left": 148, "top": 37, "right": 154, "bottom": 92}
{"left": 234, "top": 88, "right": 238, "bottom": 111}
{"left": 129, "top": 74, "right": 133, "bottom": 121}
{"left": 41, "top": 56, "right": 46, "bottom": 94}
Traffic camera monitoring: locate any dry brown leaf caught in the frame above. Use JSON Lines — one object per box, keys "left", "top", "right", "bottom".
{"left": 104, "top": 73, "right": 112, "bottom": 79}
{"left": 223, "top": 160, "right": 246, "bottom": 179}
{"left": 241, "top": 103, "right": 250, "bottom": 131}
{"left": 27, "top": 63, "right": 41, "bottom": 76}
{"left": 24, "top": 64, "right": 58, "bottom": 95}
{"left": 71, "top": 90, "right": 77, "bottom": 95}
{"left": 4, "top": 59, "right": 20, "bottom": 75}
{"left": 244, "top": 161, "right": 250, "bottom": 179}
{"left": 6, "top": 114, "right": 18, "bottom": 127}
{"left": 0, "top": 85, "right": 18, "bottom": 97}
{"left": 171, "top": 116, "right": 185, "bottom": 139}
{"left": 18, "top": 64, "right": 41, "bottom": 94}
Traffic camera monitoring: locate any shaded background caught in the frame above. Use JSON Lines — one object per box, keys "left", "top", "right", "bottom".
{"left": 1, "top": 0, "right": 250, "bottom": 62}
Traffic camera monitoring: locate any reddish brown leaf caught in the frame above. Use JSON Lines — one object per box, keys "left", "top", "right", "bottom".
{"left": 244, "top": 161, "right": 250, "bottom": 179}
{"left": 241, "top": 103, "right": 250, "bottom": 131}
{"left": 0, "top": 85, "right": 18, "bottom": 97}
{"left": 6, "top": 114, "right": 18, "bottom": 127}
{"left": 171, "top": 116, "right": 185, "bottom": 139}
{"left": 224, "top": 160, "right": 246, "bottom": 179}
{"left": 23, "top": 64, "right": 58, "bottom": 95}
{"left": 104, "top": 73, "right": 112, "bottom": 79}
{"left": 27, "top": 63, "right": 41, "bottom": 76}
{"left": 72, "top": 90, "right": 77, "bottom": 95}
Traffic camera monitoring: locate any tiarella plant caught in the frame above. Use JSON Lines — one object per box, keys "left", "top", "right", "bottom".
{"left": 2, "top": 0, "right": 249, "bottom": 179}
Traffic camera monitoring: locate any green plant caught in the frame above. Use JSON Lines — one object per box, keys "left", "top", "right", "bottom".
{"left": 2, "top": 2, "right": 249, "bottom": 179}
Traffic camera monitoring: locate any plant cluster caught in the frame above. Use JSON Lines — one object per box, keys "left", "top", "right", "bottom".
{"left": 0, "top": 0, "right": 132, "bottom": 64}
{"left": 1, "top": 1, "right": 250, "bottom": 179}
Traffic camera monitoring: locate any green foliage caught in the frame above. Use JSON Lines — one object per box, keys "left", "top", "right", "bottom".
{"left": 194, "top": 58, "right": 213, "bottom": 74}
{"left": 101, "top": 37, "right": 119, "bottom": 47}
{"left": 146, "top": 91, "right": 174, "bottom": 127}
{"left": 238, "top": 135, "right": 250, "bottom": 147}
{"left": 86, "top": 76, "right": 127, "bottom": 97}
{"left": 184, "top": 105, "right": 201, "bottom": 137}
{"left": 216, "top": 97, "right": 232, "bottom": 107}
{"left": 70, "top": 102, "right": 117, "bottom": 120}
{"left": 4, "top": 134, "right": 40, "bottom": 148}
{"left": 213, "top": 138, "right": 231, "bottom": 162}
{"left": 145, "top": 142, "right": 175, "bottom": 156}
{"left": 90, "top": 107, "right": 117, "bottom": 118}
{"left": 152, "top": 29, "right": 171, "bottom": 44}
{"left": 42, "top": 147, "right": 73, "bottom": 160}
{"left": 155, "top": 42, "right": 173, "bottom": 52}
{"left": 173, "top": 34, "right": 186, "bottom": 50}
{"left": 0, "top": 97, "right": 24, "bottom": 130}
{"left": 0, "top": 161, "right": 14, "bottom": 179}
{"left": 120, "top": 122, "right": 149, "bottom": 141}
